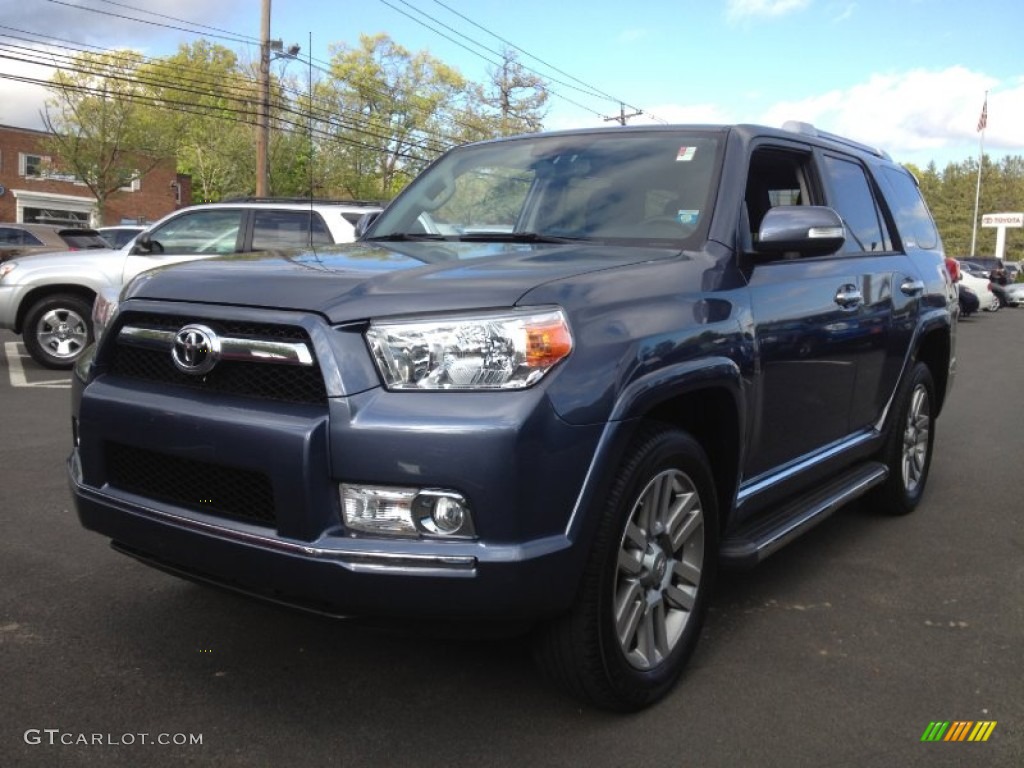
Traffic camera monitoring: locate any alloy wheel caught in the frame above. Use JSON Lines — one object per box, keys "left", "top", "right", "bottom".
{"left": 614, "top": 468, "right": 704, "bottom": 670}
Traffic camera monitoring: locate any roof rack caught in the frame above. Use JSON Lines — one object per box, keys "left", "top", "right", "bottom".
{"left": 220, "top": 197, "right": 387, "bottom": 207}
{"left": 781, "top": 121, "right": 891, "bottom": 161}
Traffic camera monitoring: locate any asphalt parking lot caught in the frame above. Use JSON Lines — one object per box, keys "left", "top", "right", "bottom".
{"left": 2, "top": 314, "right": 1022, "bottom": 768}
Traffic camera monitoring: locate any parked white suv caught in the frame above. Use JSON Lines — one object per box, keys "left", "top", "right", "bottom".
{"left": 0, "top": 199, "right": 382, "bottom": 368}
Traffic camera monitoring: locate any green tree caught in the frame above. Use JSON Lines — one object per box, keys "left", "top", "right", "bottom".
{"left": 139, "top": 42, "right": 259, "bottom": 202}
{"left": 315, "top": 34, "right": 471, "bottom": 200}
{"left": 42, "top": 50, "right": 172, "bottom": 224}
{"left": 914, "top": 154, "right": 1024, "bottom": 261}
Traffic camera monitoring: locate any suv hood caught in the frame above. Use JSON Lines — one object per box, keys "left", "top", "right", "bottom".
{"left": 125, "top": 241, "right": 683, "bottom": 321}
{"left": 3, "top": 245, "right": 122, "bottom": 274}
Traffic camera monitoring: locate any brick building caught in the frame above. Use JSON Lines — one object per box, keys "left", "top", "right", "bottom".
{"left": 0, "top": 124, "right": 192, "bottom": 227}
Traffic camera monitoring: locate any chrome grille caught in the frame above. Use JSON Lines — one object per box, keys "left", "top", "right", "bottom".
{"left": 107, "top": 314, "right": 327, "bottom": 405}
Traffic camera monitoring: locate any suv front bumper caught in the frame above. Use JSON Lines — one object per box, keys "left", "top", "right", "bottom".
{"left": 69, "top": 374, "right": 604, "bottom": 621}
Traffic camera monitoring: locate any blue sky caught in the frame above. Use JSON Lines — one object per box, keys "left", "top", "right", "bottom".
{"left": 2, "top": 0, "right": 1021, "bottom": 168}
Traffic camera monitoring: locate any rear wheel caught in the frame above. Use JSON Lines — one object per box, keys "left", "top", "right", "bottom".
{"left": 534, "top": 425, "right": 718, "bottom": 711}
{"left": 22, "top": 293, "right": 93, "bottom": 369}
{"left": 872, "top": 362, "right": 935, "bottom": 515}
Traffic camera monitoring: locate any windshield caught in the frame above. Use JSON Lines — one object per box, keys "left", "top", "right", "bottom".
{"left": 367, "top": 130, "right": 723, "bottom": 245}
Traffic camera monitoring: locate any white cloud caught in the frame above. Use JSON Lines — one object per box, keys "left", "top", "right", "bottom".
{"left": 758, "top": 66, "right": 1023, "bottom": 164}
{"left": 727, "top": 0, "right": 813, "bottom": 21}
{"left": 0, "top": 0, "right": 251, "bottom": 130}
{"left": 549, "top": 67, "right": 1022, "bottom": 167}
{"left": 616, "top": 29, "right": 649, "bottom": 44}
{"left": 0, "top": 54, "right": 56, "bottom": 130}
{"left": 832, "top": 2, "right": 857, "bottom": 23}
{"left": 0, "top": 0, "right": 249, "bottom": 47}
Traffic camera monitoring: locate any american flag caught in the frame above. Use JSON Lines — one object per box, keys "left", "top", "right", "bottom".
{"left": 977, "top": 99, "right": 988, "bottom": 132}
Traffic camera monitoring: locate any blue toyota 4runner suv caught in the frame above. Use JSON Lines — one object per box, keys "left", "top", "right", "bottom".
{"left": 69, "top": 123, "right": 956, "bottom": 711}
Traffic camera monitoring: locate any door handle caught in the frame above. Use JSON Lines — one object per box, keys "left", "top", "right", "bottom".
{"left": 834, "top": 284, "right": 863, "bottom": 309}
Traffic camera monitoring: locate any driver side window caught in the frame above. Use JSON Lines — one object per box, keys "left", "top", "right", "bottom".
{"left": 147, "top": 210, "right": 244, "bottom": 254}
{"left": 745, "top": 148, "right": 814, "bottom": 241}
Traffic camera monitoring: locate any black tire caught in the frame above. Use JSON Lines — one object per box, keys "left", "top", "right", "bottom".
{"left": 533, "top": 425, "right": 718, "bottom": 711}
{"left": 871, "top": 361, "right": 935, "bottom": 515}
{"left": 22, "top": 293, "right": 93, "bottom": 369}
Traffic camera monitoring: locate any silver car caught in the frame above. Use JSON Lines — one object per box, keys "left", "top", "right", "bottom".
{"left": 0, "top": 199, "right": 382, "bottom": 368}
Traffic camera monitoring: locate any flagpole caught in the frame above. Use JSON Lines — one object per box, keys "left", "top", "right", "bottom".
{"left": 970, "top": 91, "right": 987, "bottom": 257}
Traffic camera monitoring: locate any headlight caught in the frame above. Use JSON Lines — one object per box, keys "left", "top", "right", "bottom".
{"left": 365, "top": 308, "right": 572, "bottom": 390}
{"left": 0, "top": 261, "right": 18, "bottom": 280}
{"left": 91, "top": 287, "right": 120, "bottom": 344}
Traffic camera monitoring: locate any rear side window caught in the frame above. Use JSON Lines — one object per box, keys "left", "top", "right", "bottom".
{"left": 59, "top": 231, "right": 109, "bottom": 249}
{"left": 0, "top": 227, "right": 43, "bottom": 246}
{"left": 252, "top": 210, "right": 333, "bottom": 249}
{"left": 878, "top": 167, "right": 940, "bottom": 251}
{"left": 822, "top": 155, "right": 893, "bottom": 253}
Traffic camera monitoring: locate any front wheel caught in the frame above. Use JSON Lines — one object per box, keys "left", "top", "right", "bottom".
{"left": 871, "top": 361, "right": 935, "bottom": 515}
{"left": 533, "top": 425, "right": 718, "bottom": 711}
{"left": 22, "top": 293, "right": 93, "bottom": 369}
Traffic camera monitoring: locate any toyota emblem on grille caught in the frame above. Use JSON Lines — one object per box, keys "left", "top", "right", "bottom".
{"left": 171, "top": 324, "right": 221, "bottom": 375}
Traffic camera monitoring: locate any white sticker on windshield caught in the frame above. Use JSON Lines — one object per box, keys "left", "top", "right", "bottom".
{"left": 675, "top": 210, "right": 700, "bottom": 225}
{"left": 676, "top": 147, "right": 697, "bottom": 162}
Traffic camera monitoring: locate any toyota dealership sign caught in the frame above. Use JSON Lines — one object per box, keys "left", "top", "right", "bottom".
{"left": 982, "top": 212, "right": 1023, "bottom": 228}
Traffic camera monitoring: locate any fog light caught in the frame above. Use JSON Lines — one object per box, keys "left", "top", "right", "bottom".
{"left": 341, "top": 485, "right": 475, "bottom": 539}
{"left": 414, "top": 491, "right": 474, "bottom": 537}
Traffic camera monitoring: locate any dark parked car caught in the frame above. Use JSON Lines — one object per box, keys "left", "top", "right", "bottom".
{"left": 958, "top": 257, "right": 1021, "bottom": 282}
{"left": 69, "top": 123, "right": 956, "bottom": 711}
{"left": 0, "top": 222, "right": 108, "bottom": 261}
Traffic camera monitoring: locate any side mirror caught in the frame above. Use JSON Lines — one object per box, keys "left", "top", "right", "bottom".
{"left": 755, "top": 206, "right": 846, "bottom": 258}
{"left": 132, "top": 233, "right": 153, "bottom": 254}
{"left": 354, "top": 212, "right": 381, "bottom": 240}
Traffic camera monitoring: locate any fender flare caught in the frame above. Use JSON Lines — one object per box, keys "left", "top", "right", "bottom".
{"left": 563, "top": 356, "right": 746, "bottom": 544}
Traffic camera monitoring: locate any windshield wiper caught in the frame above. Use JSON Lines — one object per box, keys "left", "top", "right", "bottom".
{"left": 456, "top": 232, "right": 583, "bottom": 244}
{"left": 364, "top": 233, "right": 449, "bottom": 242}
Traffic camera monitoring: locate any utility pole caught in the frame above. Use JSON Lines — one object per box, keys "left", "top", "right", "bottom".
{"left": 256, "top": 0, "right": 271, "bottom": 197}
{"left": 603, "top": 102, "right": 643, "bottom": 126}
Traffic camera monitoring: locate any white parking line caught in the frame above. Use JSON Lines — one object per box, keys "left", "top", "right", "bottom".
{"left": 4, "top": 342, "right": 72, "bottom": 389}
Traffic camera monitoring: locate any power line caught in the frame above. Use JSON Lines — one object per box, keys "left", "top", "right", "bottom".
{"left": 88, "top": 0, "right": 262, "bottom": 44}
{"left": 420, "top": 0, "right": 666, "bottom": 124}
{"left": 0, "top": 50, "right": 456, "bottom": 158}
{"left": 4, "top": 4, "right": 664, "bottom": 166}
{"left": 0, "top": 69, "right": 442, "bottom": 164}
{"left": 389, "top": 0, "right": 607, "bottom": 102}
{"left": 0, "top": 32, "right": 489, "bottom": 147}
{"left": 1, "top": 34, "right": 477, "bottom": 159}
{"left": 31, "top": 1, "right": 659, "bottom": 127}
{"left": 23, "top": 0, "right": 630, "bottom": 129}
{"left": 2, "top": 17, "right": 501, "bottom": 141}
{"left": 43, "top": 0, "right": 255, "bottom": 45}
{"left": 426, "top": 0, "right": 624, "bottom": 107}
{"left": 375, "top": 0, "right": 608, "bottom": 120}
